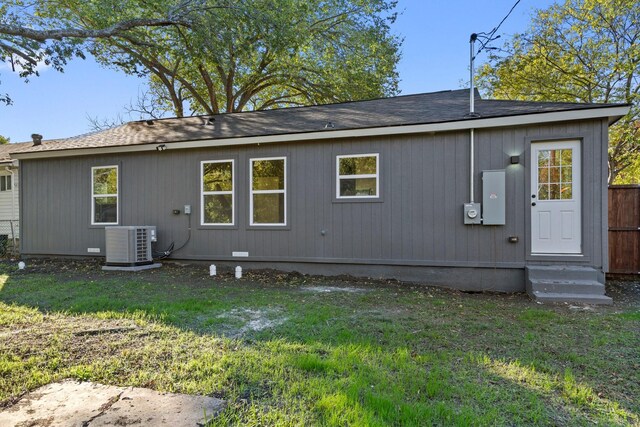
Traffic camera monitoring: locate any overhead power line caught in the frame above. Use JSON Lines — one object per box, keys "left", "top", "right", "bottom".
{"left": 474, "top": 0, "right": 522, "bottom": 59}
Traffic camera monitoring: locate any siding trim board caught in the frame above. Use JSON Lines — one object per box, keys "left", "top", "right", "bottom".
{"left": 20, "top": 251, "right": 525, "bottom": 269}
{"left": 12, "top": 106, "right": 629, "bottom": 160}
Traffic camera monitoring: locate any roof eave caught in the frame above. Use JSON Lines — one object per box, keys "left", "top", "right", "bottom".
{"left": 11, "top": 104, "right": 631, "bottom": 160}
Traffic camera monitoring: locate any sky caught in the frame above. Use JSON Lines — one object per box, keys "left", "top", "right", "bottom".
{"left": 0, "top": 0, "right": 556, "bottom": 143}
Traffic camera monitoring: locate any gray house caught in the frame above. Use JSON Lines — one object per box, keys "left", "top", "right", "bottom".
{"left": 11, "top": 89, "right": 629, "bottom": 303}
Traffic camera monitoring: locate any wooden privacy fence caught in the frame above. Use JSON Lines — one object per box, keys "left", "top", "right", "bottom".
{"left": 609, "top": 185, "right": 640, "bottom": 274}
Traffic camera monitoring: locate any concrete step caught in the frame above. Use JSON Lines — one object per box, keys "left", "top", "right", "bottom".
{"left": 528, "top": 279, "right": 606, "bottom": 295}
{"left": 531, "top": 291, "right": 612, "bottom": 305}
{"left": 526, "top": 265, "right": 601, "bottom": 282}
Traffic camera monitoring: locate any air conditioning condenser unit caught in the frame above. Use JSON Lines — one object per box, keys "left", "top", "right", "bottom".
{"left": 105, "top": 226, "right": 156, "bottom": 266}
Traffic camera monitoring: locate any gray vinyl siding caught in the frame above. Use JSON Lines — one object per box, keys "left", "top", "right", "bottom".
{"left": 19, "top": 119, "right": 608, "bottom": 271}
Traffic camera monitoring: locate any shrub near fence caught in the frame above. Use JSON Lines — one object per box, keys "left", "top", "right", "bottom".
{"left": 0, "top": 219, "right": 19, "bottom": 257}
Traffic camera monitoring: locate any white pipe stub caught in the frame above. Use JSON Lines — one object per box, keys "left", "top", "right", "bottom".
{"left": 235, "top": 266, "right": 242, "bottom": 279}
{"left": 209, "top": 264, "right": 217, "bottom": 276}
{"left": 18, "top": 261, "right": 25, "bottom": 270}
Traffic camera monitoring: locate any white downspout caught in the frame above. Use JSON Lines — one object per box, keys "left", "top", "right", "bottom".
{"left": 5, "top": 166, "right": 16, "bottom": 221}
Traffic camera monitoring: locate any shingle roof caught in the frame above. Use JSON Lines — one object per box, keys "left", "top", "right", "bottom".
{"left": 0, "top": 141, "right": 37, "bottom": 162}
{"left": 12, "top": 89, "right": 626, "bottom": 155}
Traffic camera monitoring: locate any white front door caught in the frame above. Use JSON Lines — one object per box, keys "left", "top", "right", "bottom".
{"left": 531, "top": 140, "right": 582, "bottom": 254}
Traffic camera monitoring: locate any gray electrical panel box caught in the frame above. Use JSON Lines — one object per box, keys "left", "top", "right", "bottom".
{"left": 482, "top": 170, "right": 506, "bottom": 225}
{"left": 464, "top": 203, "right": 482, "bottom": 225}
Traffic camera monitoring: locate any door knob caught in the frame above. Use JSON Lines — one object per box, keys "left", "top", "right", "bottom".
{"left": 531, "top": 202, "right": 537, "bottom": 206}
{"left": 531, "top": 194, "right": 536, "bottom": 198}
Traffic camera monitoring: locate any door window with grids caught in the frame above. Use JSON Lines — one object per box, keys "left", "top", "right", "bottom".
{"left": 537, "top": 149, "right": 573, "bottom": 200}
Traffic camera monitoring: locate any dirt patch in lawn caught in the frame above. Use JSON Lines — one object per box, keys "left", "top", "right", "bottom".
{"left": 301, "top": 285, "right": 371, "bottom": 293}
{"left": 605, "top": 279, "right": 640, "bottom": 307}
{"left": 216, "top": 308, "right": 288, "bottom": 337}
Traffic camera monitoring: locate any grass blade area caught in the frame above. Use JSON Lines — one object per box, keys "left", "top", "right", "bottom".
{"left": 0, "top": 260, "right": 638, "bottom": 426}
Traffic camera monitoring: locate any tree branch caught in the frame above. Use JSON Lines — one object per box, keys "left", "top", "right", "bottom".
{"left": 0, "top": 18, "right": 188, "bottom": 43}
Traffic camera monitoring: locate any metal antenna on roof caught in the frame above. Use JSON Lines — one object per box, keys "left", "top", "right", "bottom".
{"left": 468, "top": 0, "right": 520, "bottom": 114}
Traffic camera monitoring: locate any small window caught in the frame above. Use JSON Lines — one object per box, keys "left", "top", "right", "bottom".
{"left": 201, "top": 160, "right": 234, "bottom": 225}
{"left": 91, "top": 166, "right": 118, "bottom": 225}
{"left": 0, "top": 175, "right": 11, "bottom": 191}
{"left": 336, "top": 154, "right": 379, "bottom": 198}
{"left": 537, "top": 149, "right": 573, "bottom": 200}
{"left": 250, "top": 157, "right": 286, "bottom": 225}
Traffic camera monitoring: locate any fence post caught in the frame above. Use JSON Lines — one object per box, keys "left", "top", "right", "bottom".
{"left": 10, "top": 219, "right": 16, "bottom": 255}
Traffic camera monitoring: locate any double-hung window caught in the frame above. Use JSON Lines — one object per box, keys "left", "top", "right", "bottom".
{"left": 91, "top": 166, "right": 118, "bottom": 225}
{"left": 0, "top": 175, "right": 11, "bottom": 191}
{"left": 201, "top": 160, "right": 234, "bottom": 225}
{"left": 250, "top": 157, "right": 286, "bottom": 225}
{"left": 336, "top": 153, "right": 379, "bottom": 199}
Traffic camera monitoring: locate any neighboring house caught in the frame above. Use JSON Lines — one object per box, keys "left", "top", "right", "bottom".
{"left": 10, "top": 89, "right": 629, "bottom": 303}
{"left": 0, "top": 142, "right": 33, "bottom": 245}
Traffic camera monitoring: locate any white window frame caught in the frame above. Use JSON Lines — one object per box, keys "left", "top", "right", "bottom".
{"left": 336, "top": 153, "right": 379, "bottom": 199}
{"left": 249, "top": 156, "right": 287, "bottom": 226}
{"left": 201, "top": 159, "right": 235, "bottom": 226}
{"left": 91, "top": 165, "right": 119, "bottom": 226}
{"left": 0, "top": 175, "right": 11, "bottom": 192}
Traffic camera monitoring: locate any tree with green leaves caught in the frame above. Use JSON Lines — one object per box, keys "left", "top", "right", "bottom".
{"left": 2, "top": 0, "right": 400, "bottom": 118}
{"left": 0, "top": 135, "right": 9, "bottom": 144}
{"left": 477, "top": 0, "right": 640, "bottom": 184}
{"left": 0, "top": 0, "right": 199, "bottom": 105}
{"left": 74, "top": 0, "right": 400, "bottom": 116}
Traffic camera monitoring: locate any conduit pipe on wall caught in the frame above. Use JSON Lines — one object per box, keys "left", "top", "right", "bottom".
{"left": 469, "top": 33, "right": 477, "bottom": 204}
{"left": 469, "top": 129, "right": 475, "bottom": 203}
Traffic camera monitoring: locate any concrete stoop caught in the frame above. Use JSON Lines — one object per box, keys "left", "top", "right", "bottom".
{"left": 525, "top": 265, "right": 612, "bottom": 305}
{"left": 0, "top": 380, "right": 225, "bottom": 426}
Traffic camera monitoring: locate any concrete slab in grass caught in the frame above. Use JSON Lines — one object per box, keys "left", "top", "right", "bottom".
{"left": 0, "top": 380, "right": 225, "bottom": 426}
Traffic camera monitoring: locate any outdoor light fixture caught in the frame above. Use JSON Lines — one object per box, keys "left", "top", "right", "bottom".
{"left": 156, "top": 144, "right": 167, "bottom": 151}
{"left": 510, "top": 155, "right": 520, "bottom": 165}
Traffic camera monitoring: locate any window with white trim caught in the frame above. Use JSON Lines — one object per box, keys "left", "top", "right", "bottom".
{"left": 336, "top": 153, "right": 379, "bottom": 198}
{"left": 250, "top": 157, "right": 286, "bottom": 225}
{"left": 201, "top": 160, "right": 234, "bottom": 225}
{"left": 91, "top": 166, "right": 118, "bottom": 225}
{"left": 0, "top": 175, "right": 11, "bottom": 191}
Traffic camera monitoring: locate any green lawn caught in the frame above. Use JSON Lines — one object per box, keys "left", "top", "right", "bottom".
{"left": 0, "top": 260, "right": 638, "bottom": 426}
